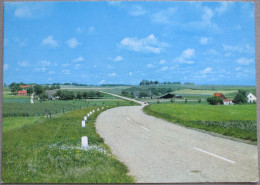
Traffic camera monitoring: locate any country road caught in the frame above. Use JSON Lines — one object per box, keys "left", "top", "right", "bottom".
{"left": 96, "top": 96, "right": 258, "bottom": 182}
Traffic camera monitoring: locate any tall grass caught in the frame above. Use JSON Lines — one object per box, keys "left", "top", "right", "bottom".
{"left": 2, "top": 105, "right": 135, "bottom": 183}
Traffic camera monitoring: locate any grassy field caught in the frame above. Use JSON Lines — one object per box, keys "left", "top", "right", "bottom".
{"left": 2, "top": 104, "right": 136, "bottom": 183}
{"left": 3, "top": 93, "right": 138, "bottom": 117}
{"left": 143, "top": 104, "right": 257, "bottom": 141}
{"left": 173, "top": 89, "right": 237, "bottom": 96}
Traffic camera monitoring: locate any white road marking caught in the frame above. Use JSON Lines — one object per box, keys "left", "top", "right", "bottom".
{"left": 193, "top": 147, "right": 236, "bottom": 164}
{"left": 140, "top": 126, "right": 150, "bottom": 132}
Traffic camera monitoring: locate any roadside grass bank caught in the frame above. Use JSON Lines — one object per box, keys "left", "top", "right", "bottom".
{"left": 2, "top": 105, "right": 136, "bottom": 183}
{"left": 143, "top": 104, "right": 257, "bottom": 141}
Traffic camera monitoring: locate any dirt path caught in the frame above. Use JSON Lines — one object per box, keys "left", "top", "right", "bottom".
{"left": 96, "top": 105, "right": 258, "bottom": 183}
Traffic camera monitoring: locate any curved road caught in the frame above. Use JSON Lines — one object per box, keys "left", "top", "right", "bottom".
{"left": 96, "top": 94, "right": 258, "bottom": 183}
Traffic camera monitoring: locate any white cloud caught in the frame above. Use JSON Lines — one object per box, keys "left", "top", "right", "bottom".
{"left": 151, "top": 7, "right": 176, "bottom": 24}
{"left": 76, "top": 27, "right": 85, "bottom": 33}
{"left": 129, "top": 5, "right": 146, "bottom": 16}
{"left": 235, "top": 67, "right": 242, "bottom": 71}
{"left": 161, "top": 66, "right": 168, "bottom": 71}
{"left": 14, "top": 6, "right": 32, "bottom": 18}
{"left": 146, "top": 64, "right": 154, "bottom": 68}
{"left": 73, "top": 57, "right": 84, "bottom": 63}
{"left": 175, "top": 48, "right": 195, "bottom": 64}
{"left": 66, "top": 38, "right": 80, "bottom": 48}
{"left": 99, "top": 80, "right": 106, "bottom": 84}
{"left": 120, "top": 34, "right": 168, "bottom": 54}
{"left": 223, "top": 44, "right": 254, "bottom": 55}
{"left": 4, "top": 64, "right": 8, "bottom": 71}
{"left": 202, "top": 6, "right": 214, "bottom": 23}
{"left": 114, "top": 56, "right": 124, "bottom": 62}
{"left": 40, "top": 60, "right": 51, "bottom": 66}
{"left": 74, "top": 64, "right": 81, "bottom": 69}
{"left": 48, "top": 71, "right": 55, "bottom": 74}
{"left": 88, "top": 26, "right": 95, "bottom": 34}
{"left": 215, "top": 2, "right": 233, "bottom": 14}
{"left": 42, "top": 36, "right": 58, "bottom": 47}
{"left": 129, "top": 72, "right": 133, "bottom": 76}
{"left": 159, "top": 60, "right": 166, "bottom": 65}
{"left": 200, "top": 37, "right": 209, "bottom": 45}
{"left": 62, "top": 69, "right": 70, "bottom": 75}
{"left": 18, "top": 60, "right": 30, "bottom": 67}
{"left": 237, "top": 58, "right": 254, "bottom": 65}
{"left": 34, "top": 67, "right": 46, "bottom": 72}
{"left": 108, "top": 73, "right": 116, "bottom": 77}
{"left": 200, "top": 67, "right": 212, "bottom": 74}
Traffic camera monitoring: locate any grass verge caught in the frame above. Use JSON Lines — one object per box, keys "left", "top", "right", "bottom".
{"left": 2, "top": 105, "right": 136, "bottom": 183}
{"left": 143, "top": 103, "right": 257, "bottom": 141}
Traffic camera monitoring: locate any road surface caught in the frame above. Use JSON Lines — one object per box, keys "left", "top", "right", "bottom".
{"left": 96, "top": 101, "right": 258, "bottom": 182}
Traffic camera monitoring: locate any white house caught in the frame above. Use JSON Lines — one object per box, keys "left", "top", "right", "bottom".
{"left": 223, "top": 99, "right": 233, "bottom": 105}
{"left": 247, "top": 92, "right": 256, "bottom": 103}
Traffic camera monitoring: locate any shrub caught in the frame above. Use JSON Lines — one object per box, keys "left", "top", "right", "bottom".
{"left": 207, "top": 96, "right": 223, "bottom": 105}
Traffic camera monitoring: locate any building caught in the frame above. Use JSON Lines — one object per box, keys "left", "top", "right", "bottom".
{"left": 17, "top": 90, "right": 27, "bottom": 96}
{"left": 159, "top": 93, "right": 175, "bottom": 99}
{"left": 45, "top": 90, "right": 57, "bottom": 100}
{"left": 223, "top": 99, "right": 233, "bottom": 105}
{"left": 246, "top": 92, "right": 256, "bottom": 103}
{"left": 213, "top": 93, "right": 227, "bottom": 100}
{"left": 175, "top": 95, "right": 182, "bottom": 98}
{"left": 20, "top": 85, "right": 30, "bottom": 89}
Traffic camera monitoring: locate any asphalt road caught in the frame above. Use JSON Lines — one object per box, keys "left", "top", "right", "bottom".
{"left": 96, "top": 104, "right": 258, "bottom": 183}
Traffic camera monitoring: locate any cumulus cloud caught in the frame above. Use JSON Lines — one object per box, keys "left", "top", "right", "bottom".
{"left": 40, "top": 60, "right": 51, "bottom": 66}
{"left": 99, "top": 80, "right": 106, "bottom": 84}
{"left": 42, "top": 36, "right": 58, "bottom": 47}
{"left": 120, "top": 34, "right": 169, "bottom": 54}
{"left": 108, "top": 73, "right": 116, "bottom": 77}
{"left": 200, "top": 67, "right": 212, "bottom": 74}
{"left": 146, "top": 64, "right": 154, "bottom": 68}
{"left": 88, "top": 26, "right": 95, "bottom": 34}
{"left": 73, "top": 57, "right": 84, "bottom": 63}
{"left": 159, "top": 60, "right": 166, "bottom": 64}
{"left": 215, "top": 2, "right": 233, "bottom": 14}
{"left": 151, "top": 7, "right": 176, "bottom": 24}
{"left": 129, "top": 72, "right": 133, "bottom": 76}
{"left": 14, "top": 6, "right": 32, "bottom": 18}
{"left": 113, "top": 56, "right": 124, "bottom": 62}
{"left": 66, "top": 38, "right": 80, "bottom": 48}
{"left": 237, "top": 58, "right": 254, "bottom": 65}
{"left": 62, "top": 69, "right": 70, "bottom": 75}
{"left": 200, "top": 37, "right": 209, "bottom": 45}
{"left": 175, "top": 48, "right": 195, "bottom": 64}
{"left": 4, "top": 64, "right": 8, "bottom": 71}
{"left": 223, "top": 44, "right": 254, "bottom": 54}
{"left": 18, "top": 60, "right": 30, "bottom": 67}
{"left": 129, "top": 5, "right": 146, "bottom": 16}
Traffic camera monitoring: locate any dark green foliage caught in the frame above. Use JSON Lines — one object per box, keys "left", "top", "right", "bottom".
{"left": 9, "top": 82, "right": 22, "bottom": 95}
{"left": 233, "top": 90, "right": 247, "bottom": 104}
{"left": 34, "top": 85, "right": 44, "bottom": 95}
{"left": 76, "top": 92, "right": 82, "bottom": 100}
{"left": 198, "top": 98, "right": 201, "bottom": 103}
{"left": 139, "top": 91, "right": 148, "bottom": 98}
{"left": 27, "top": 87, "right": 34, "bottom": 95}
{"left": 39, "top": 92, "right": 48, "bottom": 101}
{"left": 60, "top": 91, "right": 75, "bottom": 100}
{"left": 207, "top": 96, "right": 223, "bottom": 105}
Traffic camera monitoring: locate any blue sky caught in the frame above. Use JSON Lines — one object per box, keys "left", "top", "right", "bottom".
{"left": 3, "top": 1, "right": 255, "bottom": 85}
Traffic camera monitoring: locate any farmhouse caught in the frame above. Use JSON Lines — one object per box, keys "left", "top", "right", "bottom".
{"left": 213, "top": 93, "right": 227, "bottom": 100}
{"left": 223, "top": 99, "right": 233, "bottom": 105}
{"left": 20, "top": 85, "right": 30, "bottom": 89}
{"left": 159, "top": 93, "right": 175, "bottom": 99}
{"left": 247, "top": 92, "right": 256, "bottom": 103}
{"left": 17, "top": 90, "right": 27, "bottom": 96}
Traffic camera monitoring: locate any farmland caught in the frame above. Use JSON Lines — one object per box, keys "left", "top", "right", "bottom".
{"left": 2, "top": 88, "right": 138, "bottom": 183}
{"left": 143, "top": 104, "right": 257, "bottom": 141}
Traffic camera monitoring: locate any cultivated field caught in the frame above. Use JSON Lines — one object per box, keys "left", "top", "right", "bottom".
{"left": 144, "top": 104, "right": 257, "bottom": 141}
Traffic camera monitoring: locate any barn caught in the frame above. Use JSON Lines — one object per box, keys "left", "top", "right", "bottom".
{"left": 159, "top": 93, "right": 175, "bottom": 99}
{"left": 213, "top": 93, "right": 227, "bottom": 100}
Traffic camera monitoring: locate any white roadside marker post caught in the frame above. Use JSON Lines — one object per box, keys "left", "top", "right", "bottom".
{"left": 82, "top": 120, "right": 85, "bottom": 128}
{"left": 97, "top": 108, "right": 99, "bottom": 111}
{"left": 102, "top": 107, "right": 104, "bottom": 110}
{"left": 81, "top": 136, "right": 88, "bottom": 148}
{"left": 84, "top": 116, "right": 87, "bottom": 121}
{"left": 90, "top": 111, "right": 92, "bottom": 115}
{"left": 93, "top": 110, "right": 95, "bottom": 113}
{"left": 87, "top": 113, "right": 89, "bottom": 117}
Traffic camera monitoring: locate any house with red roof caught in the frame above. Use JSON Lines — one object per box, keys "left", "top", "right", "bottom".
{"left": 20, "top": 85, "right": 30, "bottom": 88}
{"left": 17, "top": 90, "right": 27, "bottom": 96}
{"left": 213, "top": 93, "right": 233, "bottom": 105}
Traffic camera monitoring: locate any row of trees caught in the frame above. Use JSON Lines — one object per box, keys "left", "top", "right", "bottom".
{"left": 139, "top": 80, "right": 181, "bottom": 86}
{"left": 54, "top": 90, "right": 103, "bottom": 100}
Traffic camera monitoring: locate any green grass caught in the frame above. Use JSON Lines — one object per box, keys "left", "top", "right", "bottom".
{"left": 2, "top": 104, "right": 136, "bottom": 183}
{"left": 3, "top": 94, "right": 139, "bottom": 117}
{"left": 143, "top": 103, "right": 257, "bottom": 141}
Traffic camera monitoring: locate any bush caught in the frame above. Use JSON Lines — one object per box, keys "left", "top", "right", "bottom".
{"left": 198, "top": 98, "right": 201, "bottom": 103}
{"left": 207, "top": 96, "right": 223, "bottom": 105}
{"left": 233, "top": 91, "right": 247, "bottom": 104}
{"left": 39, "top": 92, "right": 48, "bottom": 101}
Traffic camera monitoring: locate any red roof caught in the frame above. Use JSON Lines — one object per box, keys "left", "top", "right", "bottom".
{"left": 18, "top": 90, "right": 27, "bottom": 94}
{"left": 20, "top": 85, "right": 30, "bottom": 88}
{"left": 223, "top": 99, "right": 232, "bottom": 101}
{"left": 213, "top": 93, "right": 223, "bottom": 97}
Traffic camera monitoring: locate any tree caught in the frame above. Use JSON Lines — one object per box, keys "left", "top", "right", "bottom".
{"left": 54, "top": 90, "right": 62, "bottom": 97}
{"left": 39, "top": 92, "right": 48, "bottom": 101}
{"left": 122, "top": 90, "right": 128, "bottom": 96}
{"left": 139, "top": 91, "right": 148, "bottom": 98}
{"left": 82, "top": 91, "right": 89, "bottom": 99}
{"left": 34, "top": 85, "right": 44, "bottom": 95}
{"left": 198, "top": 98, "right": 201, "bottom": 103}
{"left": 76, "top": 92, "right": 82, "bottom": 99}
{"left": 27, "top": 87, "right": 34, "bottom": 95}
{"left": 89, "top": 91, "right": 96, "bottom": 99}
{"left": 207, "top": 96, "right": 223, "bottom": 105}
{"left": 96, "top": 91, "right": 103, "bottom": 98}
{"left": 232, "top": 93, "right": 247, "bottom": 104}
